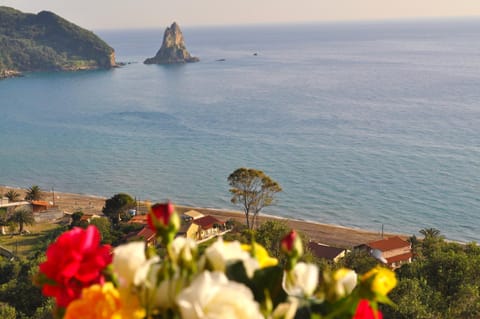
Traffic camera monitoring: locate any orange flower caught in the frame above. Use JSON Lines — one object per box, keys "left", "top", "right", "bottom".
{"left": 64, "top": 283, "right": 123, "bottom": 319}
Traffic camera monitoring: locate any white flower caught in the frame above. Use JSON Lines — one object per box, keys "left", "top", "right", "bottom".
{"left": 113, "top": 241, "right": 147, "bottom": 288}
{"left": 283, "top": 262, "right": 319, "bottom": 297}
{"left": 202, "top": 238, "right": 259, "bottom": 277}
{"left": 176, "top": 271, "right": 264, "bottom": 319}
{"left": 332, "top": 268, "right": 357, "bottom": 298}
{"left": 171, "top": 237, "right": 197, "bottom": 264}
{"left": 271, "top": 297, "right": 298, "bottom": 319}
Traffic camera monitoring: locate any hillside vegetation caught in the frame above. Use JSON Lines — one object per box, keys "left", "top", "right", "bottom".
{"left": 0, "top": 6, "right": 115, "bottom": 76}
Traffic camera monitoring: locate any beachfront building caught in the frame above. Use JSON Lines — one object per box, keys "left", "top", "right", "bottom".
{"left": 307, "top": 241, "right": 349, "bottom": 263}
{"left": 192, "top": 215, "right": 226, "bottom": 241}
{"left": 360, "top": 236, "right": 412, "bottom": 269}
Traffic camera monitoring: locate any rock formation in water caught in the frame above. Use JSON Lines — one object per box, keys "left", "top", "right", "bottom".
{"left": 144, "top": 22, "right": 199, "bottom": 64}
{"left": 0, "top": 6, "right": 116, "bottom": 78}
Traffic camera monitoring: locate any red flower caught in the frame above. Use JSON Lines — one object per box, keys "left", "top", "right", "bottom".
{"left": 38, "top": 225, "right": 112, "bottom": 308}
{"left": 353, "top": 300, "right": 383, "bottom": 319}
{"left": 148, "top": 202, "right": 175, "bottom": 230}
{"left": 281, "top": 230, "right": 297, "bottom": 252}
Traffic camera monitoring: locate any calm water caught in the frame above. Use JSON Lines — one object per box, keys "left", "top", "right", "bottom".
{"left": 1, "top": 19, "right": 479, "bottom": 242}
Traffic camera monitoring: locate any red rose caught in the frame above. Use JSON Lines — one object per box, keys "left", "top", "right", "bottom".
{"left": 38, "top": 225, "right": 112, "bottom": 307}
{"left": 281, "top": 230, "right": 297, "bottom": 252}
{"left": 353, "top": 300, "right": 383, "bottom": 319}
{"left": 281, "top": 230, "right": 303, "bottom": 256}
{"left": 148, "top": 202, "right": 175, "bottom": 230}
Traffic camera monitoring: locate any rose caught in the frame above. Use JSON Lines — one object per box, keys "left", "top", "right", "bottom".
{"left": 148, "top": 202, "right": 176, "bottom": 230}
{"left": 112, "top": 241, "right": 147, "bottom": 289}
{"left": 332, "top": 268, "right": 358, "bottom": 298}
{"left": 64, "top": 283, "right": 122, "bottom": 319}
{"left": 353, "top": 299, "right": 383, "bottom": 319}
{"left": 283, "top": 262, "right": 319, "bottom": 297}
{"left": 241, "top": 242, "right": 278, "bottom": 268}
{"left": 176, "top": 271, "right": 264, "bottom": 319}
{"left": 361, "top": 266, "right": 397, "bottom": 296}
{"left": 38, "top": 226, "right": 112, "bottom": 307}
{"left": 202, "top": 238, "right": 259, "bottom": 277}
{"left": 281, "top": 230, "right": 303, "bottom": 256}
{"left": 147, "top": 202, "right": 180, "bottom": 244}
{"left": 281, "top": 230, "right": 303, "bottom": 270}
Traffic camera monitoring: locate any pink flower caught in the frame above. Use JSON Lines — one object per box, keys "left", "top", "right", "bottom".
{"left": 147, "top": 202, "right": 175, "bottom": 230}
{"left": 38, "top": 226, "right": 112, "bottom": 307}
{"left": 353, "top": 300, "right": 383, "bottom": 319}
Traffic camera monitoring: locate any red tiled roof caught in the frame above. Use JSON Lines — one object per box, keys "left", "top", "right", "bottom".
{"left": 129, "top": 215, "right": 148, "bottom": 224}
{"left": 193, "top": 215, "right": 224, "bottom": 229}
{"left": 31, "top": 200, "right": 49, "bottom": 206}
{"left": 137, "top": 227, "right": 156, "bottom": 242}
{"left": 386, "top": 252, "right": 412, "bottom": 264}
{"left": 367, "top": 236, "right": 410, "bottom": 251}
{"left": 307, "top": 242, "right": 346, "bottom": 260}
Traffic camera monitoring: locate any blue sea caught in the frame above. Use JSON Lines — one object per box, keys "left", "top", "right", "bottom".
{"left": 1, "top": 19, "right": 479, "bottom": 242}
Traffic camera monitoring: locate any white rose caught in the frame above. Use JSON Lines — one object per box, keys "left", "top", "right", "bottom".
{"left": 176, "top": 271, "right": 264, "bottom": 319}
{"left": 283, "top": 262, "right": 319, "bottom": 297}
{"left": 202, "top": 238, "right": 258, "bottom": 277}
{"left": 170, "top": 237, "right": 197, "bottom": 264}
{"left": 271, "top": 297, "right": 298, "bottom": 319}
{"left": 333, "top": 268, "right": 357, "bottom": 298}
{"left": 113, "top": 241, "right": 147, "bottom": 288}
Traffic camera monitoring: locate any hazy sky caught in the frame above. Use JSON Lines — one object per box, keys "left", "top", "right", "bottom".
{"left": 2, "top": 0, "right": 480, "bottom": 29}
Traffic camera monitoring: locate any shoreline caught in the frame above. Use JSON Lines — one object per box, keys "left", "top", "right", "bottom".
{"left": 0, "top": 185, "right": 406, "bottom": 247}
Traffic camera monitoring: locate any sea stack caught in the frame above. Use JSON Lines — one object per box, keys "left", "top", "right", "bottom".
{"left": 144, "top": 22, "right": 199, "bottom": 64}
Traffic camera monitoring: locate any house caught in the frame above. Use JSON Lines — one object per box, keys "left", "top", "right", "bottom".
{"left": 177, "top": 221, "right": 200, "bottom": 240}
{"left": 128, "top": 214, "right": 148, "bottom": 224}
{"left": 307, "top": 241, "right": 348, "bottom": 263}
{"left": 135, "top": 226, "right": 157, "bottom": 246}
{"left": 192, "top": 215, "right": 226, "bottom": 240}
{"left": 183, "top": 210, "right": 204, "bottom": 221}
{"left": 362, "top": 236, "right": 412, "bottom": 269}
{"left": 31, "top": 200, "right": 50, "bottom": 213}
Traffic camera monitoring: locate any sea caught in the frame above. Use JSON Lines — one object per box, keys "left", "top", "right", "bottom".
{"left": 1, "top": 18, "right": 479, "bottom": 242}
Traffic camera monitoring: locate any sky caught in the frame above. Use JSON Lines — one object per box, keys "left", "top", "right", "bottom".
{"left": 2, "top": 0, "right": 480, "bottom": 30}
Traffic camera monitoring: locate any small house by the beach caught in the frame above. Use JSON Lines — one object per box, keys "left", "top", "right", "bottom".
{"left": 31, "top": 200, "right": 50, "bottom": 213}
{"left": 362, "top": 236, "right": 412, "bottom": 269}
{"left": 307, "top": 241, "right": 348, "bottom": 263}
{"left": 135, "top": 226, "right": 157, "bottom": 246}
{"left": 183, "top": 210, "right": 204, "bottom": 221}
{"left": 192, "top": 215, "right": 226, "bottom": 240}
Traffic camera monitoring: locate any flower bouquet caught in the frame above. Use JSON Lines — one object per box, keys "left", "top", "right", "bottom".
{"left": 35, "top": 202, "right": 396, "bottom": 319}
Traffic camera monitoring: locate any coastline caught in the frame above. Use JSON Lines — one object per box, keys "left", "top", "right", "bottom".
{"left": 0, "top": 185, "right": 407, "bottom": 247}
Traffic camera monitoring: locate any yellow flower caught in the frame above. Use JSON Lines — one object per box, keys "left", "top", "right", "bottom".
{"left": 242, "top": 242, "right": 278, "bottom": 268}
{"left": 361, "top": 266, "right": 397, "bottom": 296}
{"left": 332, "top": 268, "right": 357, "bottom": 298}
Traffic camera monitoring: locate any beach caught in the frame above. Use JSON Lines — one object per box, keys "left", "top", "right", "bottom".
{"left": 0, "top": 185, "right": 407, "bottom": 247}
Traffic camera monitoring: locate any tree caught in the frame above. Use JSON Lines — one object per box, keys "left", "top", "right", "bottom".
{"left": 25, "top": 185, "right": 42, "bottom": 201}
{"left": 4, "top": 190, "right": 20, "bottom": 202}
{"left": 9, "top": 209, "right": 35, "bottom": 233}
{"left": 228, "top": 168, "right": 282, "bottom": 229}
{"left": 89, "top": 218, "right": 113, "bottom": 244}
{"left": 102, "top": 193, "right": 136, "bottom": 225}
{"left": 419, "top": 228, "right": 443, "bottom": 240}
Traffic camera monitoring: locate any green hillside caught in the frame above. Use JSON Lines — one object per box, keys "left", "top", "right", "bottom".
{"left": 0, "top": 6, "right": 115, "bottom": 77}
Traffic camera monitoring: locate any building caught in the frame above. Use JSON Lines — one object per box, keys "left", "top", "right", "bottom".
{"left": 362, "top": 236, "right": 412, "bottom": 269}
{"left": 307, "top": 241, "right": 348, "bottom": 263}
{"left": 192, "top": 215, "right": 226, "bottom": 240}
{"left": 31, "top": 200, "right": 50, "bottom": 213}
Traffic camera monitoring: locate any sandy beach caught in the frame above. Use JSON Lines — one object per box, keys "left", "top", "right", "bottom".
{"left": 0, "top": 185, "right": 408, "bottom": 248}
